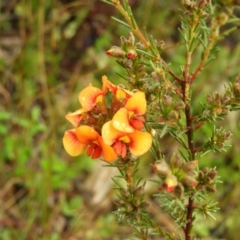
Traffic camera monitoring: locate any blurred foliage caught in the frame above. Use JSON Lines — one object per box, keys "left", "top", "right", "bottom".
{"left": 0, "top": 0, "right": 240, "bottom": 239}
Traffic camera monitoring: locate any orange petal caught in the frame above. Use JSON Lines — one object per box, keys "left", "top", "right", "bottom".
{"left": 102, "top": 75, "right": 133, "bottom": 100}
{"left": 102, "top": 121, "right": 125, "bottom": 146}
{"left": 102, "top": 75, "right": 117, "bottom": 94}
{"left": 97, "top": 136, "right": 118, "bottom": 162}
{"left": 128, "top": 131, "right": 152, "bottom": 156}
{"left": 125, "top": 91, "right": 146, "bottom": 115}
{"left": 112, "top": 108, "right": 134, "bottom": 133}
{"left": 79, "top": 83, "right": 103, "bottom": 111}
{"left": 65, "top": 109, "right": 85, "bottom": 127}
{"left": 63, "top": 129, "right": 87, "bottom": 156}
{"left": 75, "top": 125, "right": 99, "bottom": 144}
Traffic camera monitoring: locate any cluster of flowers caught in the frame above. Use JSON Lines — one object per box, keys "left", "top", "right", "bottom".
{"left": 63, "top": 76, "right": 152, "bottom": 162}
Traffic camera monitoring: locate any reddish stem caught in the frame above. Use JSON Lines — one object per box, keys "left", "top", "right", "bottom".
{"left": 183, "top": 81, "right": 195, "bottom": 240}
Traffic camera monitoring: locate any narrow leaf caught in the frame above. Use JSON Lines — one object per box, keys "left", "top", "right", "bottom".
{"left": 111, "top": 16, "right": 131, "bottom": 28}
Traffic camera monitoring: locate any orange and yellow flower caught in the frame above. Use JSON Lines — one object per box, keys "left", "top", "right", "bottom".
{"left": 102, "top": 121, "right": 152, "bottom": 158}
{"left": 112, "top": 91, "right": 146, "bottom": 133}
{"left": 65, "top": 109, "right": 86, "bottom": 128}
{"left": 63, "top": 125, "right": 117, "bottom": 162}
{"left": 102, "top": 75, "right": 133, "bottom": 101}
{"left": 79, "top": 83, "right": 107, "bottom": 111}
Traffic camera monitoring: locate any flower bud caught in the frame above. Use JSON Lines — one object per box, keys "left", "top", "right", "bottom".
{"left": 154, "top": 68, "right": 165, "bottom": 76}
{"left": 207, "top": 168, "right": 217, "bottom": 180}
{"left": 198, "top": 170, "right": 204, "bottom": 180}
{"left": 182, "top": 0, "right": 197, "bottom": 9}
{"left": 206, "top": 94, "right": 213, "bottom": 103}
{"left": 206, "top": 185, "right": 216, "bottom": 193}
{"left": 119, "top": 188, "right": 130, "bottom": 200}
{"left": 198, "top": 0, "right": 210, "bottom": 8}
{"left": 182, "top": 160, "right": 198, "bottom": 173}
{"left": 140, "top": 202, "right": 150, "bottom": 208}
{"left": 113, "top": 198, "right": 125, "bottom": 207}
{"left": 136, "top": 41, "right": 144, "bottom": 49}
{"left": 205, "top": 176, "right": 212, "bottom": 184}
{"left": 133, "top": 198, "right": 141, "bottom": 207}
{"left": 233, "top": 80, "right": 240, "bottom": 98}
{"left": 157, "top": 40, "right": 165, "bottom": 50}
{"left": 175, "top": 183, "right": 184, "bottom": 198}
{"left": 181, "top": 175, "right": 198, "bottom": 188}
{"left": 133, "top": 185, "right": 144, "bottom": 197}
{"left": 167, "top": 110, "right": 179, "bottom": 120}
{"left": 174, "top": 102, "right": 185, "bottom": 111}
{"left": 153, "top": 160, "right": 171, "bottom": 178}
{"left": 164, "top": 174, "right": 178, "bottom": 192}
{"left": 215, "top": 12, "right": 229, "bottom": 27}
{"left": 162, "top": 95, "right": 172, "bottom": 107}
{"left": 106, "top": 46, "right": 126, "bottom": 58}
{"left": 125, "top": 203, "right": 133, "bottom": 212}
{"left": 127, "top": 49, "right": 137, "bottom": 59}
{"left": 120, "top": 36, "right": 128, "bottom": 44}
{"left": 169, "top": 153, "right": 183, "bottom": 169}
{"left": 128, "top": 32, "right": 135, "bottom": 46}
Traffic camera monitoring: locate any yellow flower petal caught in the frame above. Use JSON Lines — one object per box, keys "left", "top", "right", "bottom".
{"left": 102, "top": 75, "right": 133, "bottom": 100}
{"left": 102, "top": 121, "right": 125, "bottom": 146}
{"left": 128, "top": 131, "right": 152, "bottom": 156}
{"left": 63, "top": 129, "right": 87, "bottom": 156}
{"left": 125, "top": 91, "right": 146, "bottom": 115}
{"left": 65, "top": 109, "right": 86, "bottom": 127}
{"left": 75, "top": 125, "right": 99, "bottom": 144}
{"left": 112, "top": 108, "right": 134, "bottom": 133}
{"left": 78, "top": 83, "right": 103, "bottom": 111}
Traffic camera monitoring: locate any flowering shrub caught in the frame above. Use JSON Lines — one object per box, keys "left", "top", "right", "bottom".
{"left": 63, "top": 0, "right": 240, "bottom": 239}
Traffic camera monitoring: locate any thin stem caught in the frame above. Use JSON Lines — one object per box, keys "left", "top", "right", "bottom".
{"left": 111, "top": 0, "right": 183, "bottom": 84}
{"left": 141, "top": 229, "right": 147, "bottom": 240}
{"left": 184, "top": 14, "right": 199, "bottom": 83}
{"left": 184, "top": 100, "right": 195, "bottom": 240}
{"left": 112, "top": 0, "right": 150, "bottom": 48}
{"left": 190, "top": 38, "right": 215, "bottom": 83}
{"left": 185, "top": 102, "right": 195, "bottom": 159}
{"left": 185, "top": 197, "right": 194, "bottom": 240}
{"left": 181, "top": 14, "right": 204, "bottom": 239}
{"left": 183, "top": 89, "right": 195, "bottom": 240}
{"left": 126, "top": 163, "right": 134, "bottom": 187}
{"left": 184, "top": 52, "right": 192, "bottom": 82}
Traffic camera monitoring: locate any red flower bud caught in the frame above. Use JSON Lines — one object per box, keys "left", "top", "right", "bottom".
{"left": 106, "top": 46, "right": 126, "bottom": 58}
{"left": 164, "top": 175, "right": 178, "bottom": 192}
{"left": 127, "top": 49, "right": 137, "bottom": 59}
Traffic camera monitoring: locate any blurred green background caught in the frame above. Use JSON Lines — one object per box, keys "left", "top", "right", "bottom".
{"left": 0, "top": 0, "right": 240, "bottom": 239}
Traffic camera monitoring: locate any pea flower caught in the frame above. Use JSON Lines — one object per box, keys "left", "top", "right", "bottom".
{"left": 112, "top": 91, "right": 146, "bottom": 133}
{"left": 63, "top": 125, "right": 117, "bottom": 162}
{"left": 65, "top": 109, "right": 86, "bottom": 128}
{"left": 65, "top": 81, "right": 108, "bottom": 128}
{"left": 102, "top": 121, "right": 152, "bottom": 158}
{"left": 102, "top": 75, "right": 133, "bottom": 101}
{"left": 79, "top": 83, "right": 107, "bottom": 111}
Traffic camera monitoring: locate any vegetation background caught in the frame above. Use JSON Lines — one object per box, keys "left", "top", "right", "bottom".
{"left": 0, "top": 0, "right": 240, "bottom": 239}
